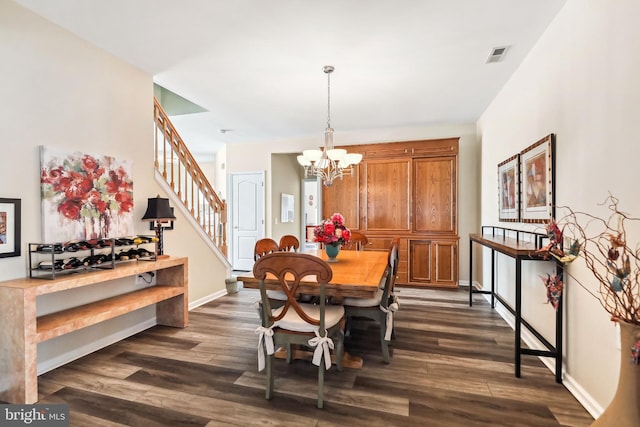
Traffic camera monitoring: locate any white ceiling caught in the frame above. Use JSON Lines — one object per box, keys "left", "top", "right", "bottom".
{"left": 14, "top": 0, "right": 567, "bottom": 157}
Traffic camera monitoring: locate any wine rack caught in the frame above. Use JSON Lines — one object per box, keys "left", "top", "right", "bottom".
{"left": 28, "top": 236, "right": 157, "bottom": 279}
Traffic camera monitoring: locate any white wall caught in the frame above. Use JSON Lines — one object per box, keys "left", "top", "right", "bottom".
{"left": 477, "top": 0, "right": 640, "bottom": 415}
{"left": 226, "top": 123, "right": 480, "bottom": 282}
{"left": 0, "top": 0, "right": 228, "bottom": 373}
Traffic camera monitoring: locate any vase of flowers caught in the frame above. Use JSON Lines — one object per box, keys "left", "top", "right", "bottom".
{"left": 314, "top": 213, "right": 351, "bottom": 263}
{"left": 549, "top": 195, "right": 640, "bottom": 427}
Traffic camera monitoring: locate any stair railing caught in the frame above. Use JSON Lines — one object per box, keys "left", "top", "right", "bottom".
{"left": 153, "top": 98, "right": 227, "bottom": 256}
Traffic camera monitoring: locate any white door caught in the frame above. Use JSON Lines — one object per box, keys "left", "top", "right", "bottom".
{"left": 230, "top": 172, "right": 265, "bottom": 271}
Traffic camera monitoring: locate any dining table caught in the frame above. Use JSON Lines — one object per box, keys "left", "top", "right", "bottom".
{"left": 236, "top": 248, "right": 389, "bottom": 368}
{"left": 236, "top": 248, "right": 388, "bottom": 299}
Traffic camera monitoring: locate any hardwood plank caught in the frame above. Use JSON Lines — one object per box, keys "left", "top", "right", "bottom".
{"left": 30, "top": 286, "right": 593, "bottom": 426}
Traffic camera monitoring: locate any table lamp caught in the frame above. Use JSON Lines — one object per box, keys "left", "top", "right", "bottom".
{"left": 141, "top": 195, "right": 176, "bottom": 257}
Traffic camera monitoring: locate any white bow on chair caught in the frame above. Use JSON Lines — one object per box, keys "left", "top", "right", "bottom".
{"left": 380, "top": 296, "right": 400, "bottom": 341}
{"left": 308, "top": 330, "right": 334, "bottom": 370}
{"left": 255, "top": 325, "right": 275, "bottom": 372}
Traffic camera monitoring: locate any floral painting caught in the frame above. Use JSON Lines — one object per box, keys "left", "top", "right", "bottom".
{"left": 498, "top": 155, "right": 519, "bottom": 222}
{"left": 520, "top": 134, "right": 555, "bottom": 223}
{"left": 40, "top": 147, "right": 134, "bottom": 242}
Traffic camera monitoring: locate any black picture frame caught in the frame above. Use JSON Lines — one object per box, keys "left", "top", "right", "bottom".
{"left": 0, "top": 198, "right": 21, "bottom": 258}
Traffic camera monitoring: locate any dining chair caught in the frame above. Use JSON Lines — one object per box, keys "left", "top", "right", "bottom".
{"left": 254, "top": 238, "right": 287, "bottom": 304}
{"left": 278, "top": 234, "right": 300, "bottom": 252}
{"left": 342, "top": 231, "right": 369, "bottom": 250}
{"left": 254, "top": 238, "right": 279, "bottom": 260}
{"left": 343, "top": 238, "right": 400, "bottom": 363}
{"left": 254, "top": 252, "right": 345, "bottom": 408}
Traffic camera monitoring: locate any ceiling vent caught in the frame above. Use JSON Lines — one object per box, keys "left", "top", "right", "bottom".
{"left": 486, "top": 46, "right": 510, "bottom": 64}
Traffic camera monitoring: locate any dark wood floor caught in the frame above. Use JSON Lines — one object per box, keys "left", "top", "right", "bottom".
{"left": 34, "top": 287, "right": 594, "bottom": 426}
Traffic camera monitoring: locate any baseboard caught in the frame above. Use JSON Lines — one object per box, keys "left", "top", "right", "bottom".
{"left": 479, "top": 291, "right": 602, "bottom": 419}
{"left": 188, "top": 289, "right": 228, "bottom": 310}
{"left": 561, "top": 373, "right": 604, "bottom": 419}
{"left": 458, "top": 279, "right": 481, "bottom": 289}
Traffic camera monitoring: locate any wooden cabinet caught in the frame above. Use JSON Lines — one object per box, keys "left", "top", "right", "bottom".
{"left": 323, "top": 138, "right": 458, "bottom": 288}
{"left": 413, "top": 157, "right": 456, "bottom": 234}
{"left": 409, "top": 239, "right": 457, "bottom": 286}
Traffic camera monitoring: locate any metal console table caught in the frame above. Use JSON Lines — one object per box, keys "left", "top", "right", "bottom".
{"left": 469, "top": 226, "right": 564, "bottom": 383}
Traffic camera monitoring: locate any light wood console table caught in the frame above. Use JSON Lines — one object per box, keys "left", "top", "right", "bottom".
{"left": 0, "top": 256, "right": 188, "bottom": 404}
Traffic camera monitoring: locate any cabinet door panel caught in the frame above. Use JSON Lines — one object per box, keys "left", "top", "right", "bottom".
{"left": 414, "top": 157, "right": 456, "bottom": 233}
{"left": 434, "top": 241, "right": 457, "bottom": 285}
{"left": 322, "top": 169, "right": 359, "bottom": 228}
{"left": 365, "top": 160, "right": 410, "bottom": 231}
{"left": 409, "top": 240, "right": 432, "bottom": 282}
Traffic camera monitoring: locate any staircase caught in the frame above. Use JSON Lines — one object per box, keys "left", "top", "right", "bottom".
{"left": 153, "top": 98, "right": 227, "bottom": 257}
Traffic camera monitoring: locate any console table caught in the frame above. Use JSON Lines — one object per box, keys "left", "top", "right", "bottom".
{"left": 469, "top": 226, "right": 563, "bottom": 383}
{"left": 0, "top": 256, "right": 188, "bottom": 404}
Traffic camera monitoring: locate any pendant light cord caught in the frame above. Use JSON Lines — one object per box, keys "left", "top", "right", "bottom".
{"left": 327, "top": 70, "right": 331, "bottom": 129}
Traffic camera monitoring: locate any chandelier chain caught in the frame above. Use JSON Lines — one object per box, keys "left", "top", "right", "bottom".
{"left": 327, "top": 70, "right": 331, "bottom": 128}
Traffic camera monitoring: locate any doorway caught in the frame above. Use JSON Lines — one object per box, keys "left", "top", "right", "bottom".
{"left": 301, "top": 178, "right": 320, "bottom": 250}
{"left": 230, "top": 171, "right": 265, "bottom": 271}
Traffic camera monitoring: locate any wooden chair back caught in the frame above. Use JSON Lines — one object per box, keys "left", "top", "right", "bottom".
{"left": 382, "top": 238, "right": 400, "bottom": 303}
{"left": 254, "top": 238, "right": 279, "bottom": 261}
{"left": 278, "top": 235, "right": 300, "bottom": 252}
{"left": 342, "top": 231, "right": 369, "bottom": 251}
{"left": 253, "top": 252, "right": 333, "bottom": 328}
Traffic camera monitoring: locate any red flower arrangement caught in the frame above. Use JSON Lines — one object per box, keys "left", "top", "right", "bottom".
{"left": 41, "top": 153, "right": 133, "bottom": 239}
{"left": 314, "top": 213, "right": 351, "bottom": 246}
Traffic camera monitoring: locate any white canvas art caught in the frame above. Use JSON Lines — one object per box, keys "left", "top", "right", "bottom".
{"left": 40, "top": 146, "right": 134, "bottom": 242}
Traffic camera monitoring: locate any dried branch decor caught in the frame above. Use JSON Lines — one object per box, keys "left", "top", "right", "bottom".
{"left": 550, "top": 195, "right": 639, "bottom": 325}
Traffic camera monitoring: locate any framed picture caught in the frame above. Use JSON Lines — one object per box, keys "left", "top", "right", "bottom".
{"left": 0, "top": 198, "right": 21, "bottom": 258}
{"left": 149, "top": 208, "right": 174, "bottom": 230}
{"left": 498, "top": 155, "right": 520, "bottom": 222}
{"left": 281, "top": 193, "right": 294, "bottom": 223}
{"left": 40, "top": 146, "right": 134, "bottom": 242}
{"left": 520, "top": 134, "right": 555, "bottom": 223}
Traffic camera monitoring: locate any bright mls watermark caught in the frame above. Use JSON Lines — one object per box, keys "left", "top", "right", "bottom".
{"left": 1, "top": 405, "right": 69, "bottom": 426}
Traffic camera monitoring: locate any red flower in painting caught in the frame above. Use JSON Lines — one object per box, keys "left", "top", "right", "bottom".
{"left": 115, "top": 191, "right": 133, "bottom": 213}
{"left": 58, "top": 199, "right": 82, "bottom": 220}
{"left": 41, "top": 151, "right": 134, "bottom": 239}
{"left": 81, "top": 155, "right": 100, "bottom": 173}
{"left": 64, "top": 173, "right": 93, "bottom": 199}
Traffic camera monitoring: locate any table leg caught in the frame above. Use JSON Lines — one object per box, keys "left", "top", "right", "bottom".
{"left": 515, "top": 258, "right": 522, "bottom": 378}
{"left": 469, "top": 239, "right": 473, "bottom": 306}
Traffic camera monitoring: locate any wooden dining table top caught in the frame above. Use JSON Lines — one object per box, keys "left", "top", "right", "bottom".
{"left": 237, "top": 249, "right": 388, "bottom": 298}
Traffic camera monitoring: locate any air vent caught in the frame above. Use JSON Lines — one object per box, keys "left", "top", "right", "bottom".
{"left": 486, "top": 46, "right": 510, "bottom": 64}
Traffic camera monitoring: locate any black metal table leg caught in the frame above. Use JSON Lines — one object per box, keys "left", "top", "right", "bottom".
{"left": 515, "top": 258, "right": 522, "bottom": 378}
{"left": 469, "top": 238, "right": 473, "bottom": 306}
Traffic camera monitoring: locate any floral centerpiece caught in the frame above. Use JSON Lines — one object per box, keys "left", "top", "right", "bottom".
{"left": 314, "top": 212, "right": 351, "bottom": 247}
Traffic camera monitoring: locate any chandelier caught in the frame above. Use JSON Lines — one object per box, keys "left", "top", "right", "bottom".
{"left": 297, "top": 65, "right": 362, "bottom": 186}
